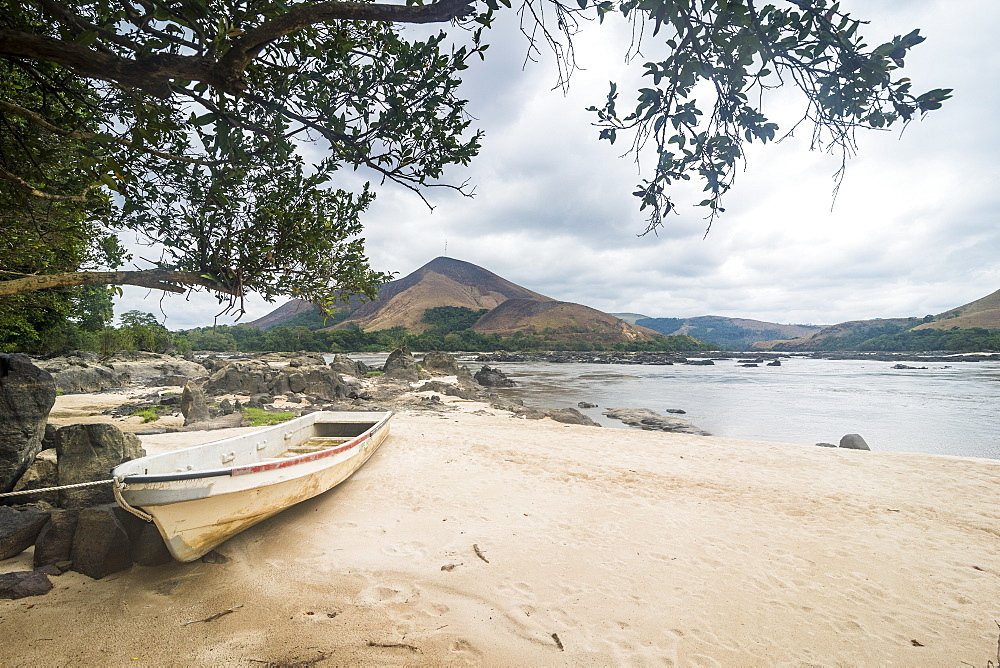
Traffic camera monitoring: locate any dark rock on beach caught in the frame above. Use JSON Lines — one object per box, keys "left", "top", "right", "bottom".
{"left": 10, "top": 448, "right": 59, "bottom": 506}
{"left": 34, "top": 509, "right": 79, "bottom": 569}
{"left": 55, "top": 424, "right": 145, "bottom": 508}
{"left": 578, "top": 401, "right": 598, "bottom": 409}
{"left": 0, "top": 505, "right": 51, "bottom": 560}
{"left": 0, "top": 354, "right": 56, "bottom": 493}
{"left": 70, "top": 505, "right": 133, "bottom": 579}
{"left": 0, "top": 570, "right": 53, "bottom": 599}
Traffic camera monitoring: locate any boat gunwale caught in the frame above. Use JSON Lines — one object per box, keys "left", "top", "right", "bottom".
{"left": 116, "top": 411, "right": 391, "bottom": 485}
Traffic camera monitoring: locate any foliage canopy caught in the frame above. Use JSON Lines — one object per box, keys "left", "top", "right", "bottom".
{"left": 0, "top": 0, "right": 948, "bottom": 315}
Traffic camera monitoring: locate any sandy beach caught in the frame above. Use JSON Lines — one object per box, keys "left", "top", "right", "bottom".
{"left": 2, "top": 404, "right": 999, "bottom": 665}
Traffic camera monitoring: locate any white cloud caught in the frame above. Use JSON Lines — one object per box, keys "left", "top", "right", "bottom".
{"left": 116, "top": 0, "right": 1000, "bottom": 330}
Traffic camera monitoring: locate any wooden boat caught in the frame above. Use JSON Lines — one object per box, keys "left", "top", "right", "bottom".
{"left": 111, "top": 411, "right": 392, "bottom": 562}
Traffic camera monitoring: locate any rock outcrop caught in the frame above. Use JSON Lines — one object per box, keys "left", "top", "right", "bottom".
{"left": 0, "top": 354, "right": 57, "bottom": 492}
{"left": 474, "top": 365, "right": 515, "bottom": 387}
{"left": 204, "top": 359, "right": 349, "bottom": 400}
{"left": 603, "top": 408, "right": 709, "bottom": 435}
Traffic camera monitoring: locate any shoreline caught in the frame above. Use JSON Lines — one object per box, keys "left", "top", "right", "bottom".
{"left": 2, "top": 406, "right": 999, "bottom": 664}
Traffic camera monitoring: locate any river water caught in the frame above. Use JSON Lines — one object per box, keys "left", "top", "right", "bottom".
{"left": 346, "top": 354, "right": 1000, "bottom": 460}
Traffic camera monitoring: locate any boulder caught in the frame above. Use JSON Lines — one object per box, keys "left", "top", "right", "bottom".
{"left": 218, "top": 398, "right": 234, "bottom": 415}
{"left": 0, "top": 571, "right": 53, "bottom": 599}
{"left": 70, "top": 505, "right": 132, "bottom": 579}
{"left": 414, "top": 380, "right": 477, "bottom": 400}
{"left": 577, "top": 401, "right": 598, "bottom": 409}
{"left": 10, "top": 448, "right": 59, "bottom": 506}
{"left": 474, "top": 366, "right": 515, "bottom": 387}
{"left": 130, "top": 522, "right": 172, "bottom": 566}
{"left": 0, "top": 354, "right": 56, "bottom": 492}
{"left": 0, "top": 505, "right": 51, "bottom": 560}
{"left": 839, "top": 434, "right": 871, "bottom": 451}
{"left": 180, "top": 381, "right": 211, "bottom": 426}
{"left": 55, "top": 424, "right": 146, "bottom": 508}
{"left": 421, "top": 352, "right": 459, "bottom": 375}
{"left": 382, "top": 347, "right": 419, "bottom": 381}
{"left": 602, "top": 408, "right": 710, "bottom": 435}
{"left": 34, "top": 509, "right": 79, "bottom": 569}
{"left": 541, "top": 408, "right": 600, "bottom": 427}
{"left": 329, "top": 354, "right": 364, "bottom": 377}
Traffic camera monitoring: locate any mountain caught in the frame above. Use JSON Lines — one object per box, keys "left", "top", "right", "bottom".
{"left": 473, "top": 299, "right": 660, "bottom": 343}
{"left": 247, "top": 299, "right": 316, "bottom": 329}
{"left": 757, "top": 288, "right": 1000, "bottom": 350}
{"left": 756, "top": 318, "right": 919, "bottom": 350}
{"left": 638, "top": 315, "right": 823, "bottom": 350}
{"left": 329, "top": 257, "right": 552, "bottom": 333}
{"left": 912, "top": 288, "right": 1000, "bottom": 331}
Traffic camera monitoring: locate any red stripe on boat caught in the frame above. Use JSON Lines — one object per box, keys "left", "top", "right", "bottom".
{"left": 230, "top": 432, "right": 371, "bottom": 476}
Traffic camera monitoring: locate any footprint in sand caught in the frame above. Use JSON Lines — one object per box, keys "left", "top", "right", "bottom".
{"left": 381, "top": 541, "right": 428, "bottom": 558}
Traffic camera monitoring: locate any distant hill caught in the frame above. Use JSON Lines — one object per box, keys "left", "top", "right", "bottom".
{"left": 473, "top": 299, "right": 660, "bottom": 343}
{"left": 758, "top": 288, "right": 1000, "bottom": 351}
{"left": 329, "top": 257, "right": 552, "bottom": 333}
{"left": 608, "top": 313, "right": 652, "bottom": 325}
{"left": 757, "top": 318, "right": 919, "bottom": 350}
{"left": 913, "top": 288, "right": 1000, "bottom": 330}
{"left": 638, "top": 315, "right": 823, "bottom": 350}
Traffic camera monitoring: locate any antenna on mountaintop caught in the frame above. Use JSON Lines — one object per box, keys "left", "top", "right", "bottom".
{"left": 444, "top": 239, "right": 448, "bottom": 257}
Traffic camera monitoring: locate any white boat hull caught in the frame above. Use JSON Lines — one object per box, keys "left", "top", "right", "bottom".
{"left": 112, "top": 411, "right": 391, "bottom": 562}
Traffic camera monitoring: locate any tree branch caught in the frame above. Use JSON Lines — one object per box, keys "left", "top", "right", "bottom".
{"left": 0, "top": 165, "right": 96, "bottom": 202}
{"left": 1, "top": 0, "right": 475, "bottom": 97}
{"left": 0, "top": 270, "right": 239, "bottom": 296}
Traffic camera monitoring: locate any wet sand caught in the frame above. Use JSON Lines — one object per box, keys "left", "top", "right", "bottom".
{"left": 2, "top": 408, "right": 999, "bottom": 665}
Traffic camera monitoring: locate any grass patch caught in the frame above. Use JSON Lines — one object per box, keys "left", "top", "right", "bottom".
{"left": 365, "top": 370, "right": 383, "bottom": 377}
{"left": 134, "top": 405, "right": 169, "bottom": 423}
{"left": 242, "top": 407, "right": 297, "bottom": 427}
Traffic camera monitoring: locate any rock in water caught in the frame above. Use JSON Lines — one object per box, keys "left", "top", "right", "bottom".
{"left": 180, "top": 381, "right": 210, "bottom": 425}
{"left": 0, "top": 354, "right": 56, "bottom": 492}
{"left": 474, "top": 366, "right": 515, "bottom": 387}
{"left": 839, "top": 434, "right": 871, "bottom": 451}
{"left": 421, "top": 351, "right": 459, "bottom": 375}
{"left": 55, "top": 424, "right": 146, "bottom": 508}
{"left": 0, "top": 571, "right": 53, "bottom": 599}
{"left": 602, "top": 408, "right": 710, "bottom": 435}
{"left": 0, "top": 506, "right": 51, "bottom": 560}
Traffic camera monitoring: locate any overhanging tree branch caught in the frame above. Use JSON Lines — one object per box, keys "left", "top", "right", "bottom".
{"left": 0, "top": 270, "right": 238, "bottom": 297}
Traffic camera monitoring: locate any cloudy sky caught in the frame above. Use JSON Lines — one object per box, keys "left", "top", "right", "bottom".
{"left": 116, "top": 0, "right": 1000, "bottom": 329}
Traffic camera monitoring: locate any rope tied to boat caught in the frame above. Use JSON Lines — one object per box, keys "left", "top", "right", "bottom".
{"left": 0, "top": 477, "right": 153, "bottom": 523}
{"left": 112, "top": 477, "right": 154, "bottom": 522}
{"left": 0, "top": 478, "right": 114, "bottom": 497}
